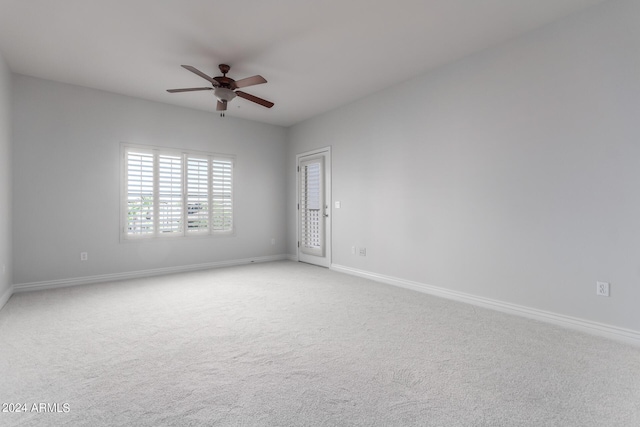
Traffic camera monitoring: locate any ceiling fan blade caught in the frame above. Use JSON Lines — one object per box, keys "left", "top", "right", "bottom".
{"left": 181, "top": 65, "right": 219, "bottom": 85}
{"left": 235, "top": 91, "right": 274, "bottom": 108}
{"left": 167, "top": 87, "right": 213, "bottom": 93}
{"left": 234, "top": 75, "right": 267, "bottom": 89}
{"left": 217, "top": 101, "right": 227, "bottom": 111}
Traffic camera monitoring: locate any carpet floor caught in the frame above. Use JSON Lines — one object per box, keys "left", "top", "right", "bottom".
{"left": 1, "top": 261, "right": 639, "bottom": 426}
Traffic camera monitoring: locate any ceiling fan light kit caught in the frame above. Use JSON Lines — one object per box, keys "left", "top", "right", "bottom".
{"left": 167, "top": 64, "right": 273, "bottom": 117}
{"left": 214, "top": 87, "right": 236, "bottom": 103}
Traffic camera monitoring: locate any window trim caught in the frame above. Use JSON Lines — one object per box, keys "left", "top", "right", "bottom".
{"left": 120, "top": 142, "right": 235, "bottom": 242}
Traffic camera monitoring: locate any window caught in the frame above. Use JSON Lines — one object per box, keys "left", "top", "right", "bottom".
{"left": 299, "top": 158, "right": 323, "bottom": 254}
{"left": 122, "top": 144, "right": 234, "bottom": 239}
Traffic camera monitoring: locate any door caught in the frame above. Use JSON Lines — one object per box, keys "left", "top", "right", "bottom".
{"left": 297, "top": 148, "right": 331, "bottom": 267}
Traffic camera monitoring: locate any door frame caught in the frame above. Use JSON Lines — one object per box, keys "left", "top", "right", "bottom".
{"left": 296, "top": 146, "right": 331, "bottom": 267}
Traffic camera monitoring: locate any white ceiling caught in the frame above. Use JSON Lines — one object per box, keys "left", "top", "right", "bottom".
{"left": 0, "top": 0, "right": 607, "bottom": 127}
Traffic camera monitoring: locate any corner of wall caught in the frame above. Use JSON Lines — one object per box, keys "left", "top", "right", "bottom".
{"left": 0, "top": 284, "right": 12, "bottom": 311}
{"left": 284, "top": 125, "right": 298, "bottom": 257}
{"left": 0, "top": 49, "right": 13, "bottom": 310}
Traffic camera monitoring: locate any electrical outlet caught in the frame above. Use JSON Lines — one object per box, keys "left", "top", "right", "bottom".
{"left": 335, "top": 201, "right": 341, "bottom": 209}
{"left": 596, "top": 281, "right": 610, "bottom": 297}
{"left": 359, "top": 247, "right": 366, "bottom": 256}
{"left": 351, "top": 246, "right": 356, "bottom": 254}
{"left": 80, "top": 252, "right": 88, "bottom": 261}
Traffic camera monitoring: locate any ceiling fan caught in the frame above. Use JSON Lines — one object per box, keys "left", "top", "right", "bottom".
{"left": 167, "top": 64, "right": 274, "bottom": 116}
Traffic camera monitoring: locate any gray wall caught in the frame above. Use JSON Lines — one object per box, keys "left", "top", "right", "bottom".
{"left": 0, "top": 51, "right": 12, "bottom": 302}
{"left": 287, "top": 0, "right": 640, "bottom": 332}
{"left": 12, "top": 75, "right": 288, "bottom": 284}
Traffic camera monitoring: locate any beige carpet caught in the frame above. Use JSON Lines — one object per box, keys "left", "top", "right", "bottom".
{"left": 1, "top": 261, "right": 639, "bottom": 426}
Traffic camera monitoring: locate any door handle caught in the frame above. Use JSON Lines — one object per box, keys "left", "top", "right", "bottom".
{"left": 323, "top": 213, "right": 329, "bottom": 218}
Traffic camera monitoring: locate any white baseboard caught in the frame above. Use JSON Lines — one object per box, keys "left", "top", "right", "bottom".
{"left": 331, "top": 263, "right": 640, "bottom": 347}
{"left": 13, "top": 254, "right": 291, "bottom": 293}
{"left": 286, "top": 253, "right": 298, "bottom": 262}
{"left": 0, "top": 284, "right": 12, "bottom": 311}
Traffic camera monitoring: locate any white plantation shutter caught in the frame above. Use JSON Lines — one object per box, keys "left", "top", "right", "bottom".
{"left": 300, "top": 158, "right": 323, "bottom": 256}
{"left": 212, "top": 159, "right": 233, "bottom": 232}
{"left": 123, "top": 145, "right": 233, "bottom": 239}
{"left": 187, "top": 157, "right": 210, "bottom": 233}
{"left": 126, "top": 150, "right": 155, "bottom": 235}
{"left": 158, "top": 154, "right": 183, "bottom": 234}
